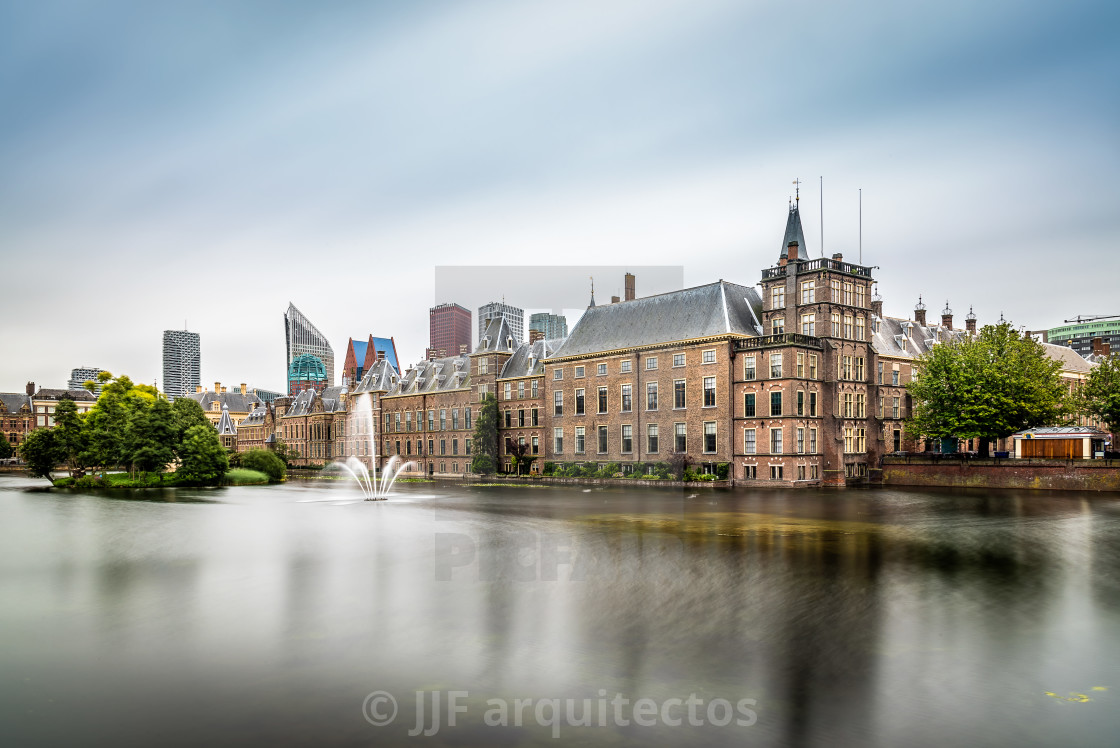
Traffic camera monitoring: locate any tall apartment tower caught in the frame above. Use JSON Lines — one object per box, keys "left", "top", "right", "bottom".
{"left": 429, "top": 303, "right": 472, "bottom": 359}
{"left": 68, "top": 367, "right": 106, "bottom": 395}
{"left": 285, "top": 302, "right": 335, "bottom": 386}
{"left": 162, "top": 330, "right": 201, "bottom": 401}
{"left": 478, "top": 301, "right": 524, "bottom": 345}
{"left": 529, "top": 312, "right": 568, "bottom": 340}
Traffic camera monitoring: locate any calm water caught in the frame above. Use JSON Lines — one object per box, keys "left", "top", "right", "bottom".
{"left": 1, "top": 474, "right": 1118, "bottom": 747}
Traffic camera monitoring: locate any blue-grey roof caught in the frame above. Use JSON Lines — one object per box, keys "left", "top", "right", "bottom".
{"left": 550, "top": 280, "right": 763, "bottom": 359}
{"left": 500, "top": 338, "right": 565, "bottom": 378}
{"left": 0, "top": 393, "right": 31, "bottom": 414}
{"left": 284, "top": 386, "right": 348, "bottom": 418}
{"left": 780, "top": 204, "right": 809, "bottom": 259}
{"left": 353, "top": 359, "right": 400, "bottom": 394}
{"left": 396, "top": 355, "right": 471, "bottom": 395}
{"left": 216, "top": 406, "right": 237, "bottom": 435}
{"left": 187, "top": 390, "right": 262, "bottom": 413}
{"left": 475, "top": 317, "right": 516, "bottom": 354}
{"left": 370, "top": 336, "right": 399, "bottom": 373}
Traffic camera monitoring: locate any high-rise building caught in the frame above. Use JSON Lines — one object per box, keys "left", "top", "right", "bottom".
{"left": 285, "top": 303, "right": 334, "bottom": 386}
{"left": 1046, "top": 317, "right": 1120, "bottom": 358}
{"left": 529, "top": 312, "right": 568, "bottom": 340}
{"left": 478, "top": 301, "right": 524, "bottom": 345}
{"left": 429, "top": 303, "right": 471, "bottom": 359}
{"left": 68, "top": 367, "right": 106, "bottom": 395}
{"left": 162, "top": 329, "right": 201, "bottom": 401}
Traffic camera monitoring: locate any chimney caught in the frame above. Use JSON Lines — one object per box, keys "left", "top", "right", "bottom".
{"left": 871, "top": 287, "right": 883, "bottom": 319}
{"left": 624, "top": 273, "right": 635, "bottom": 301}
{"left": 1092, "top": 337, "right": 1111, "bottom": 357}
{"left": 241, "top": 383, "right": 247, "bottom": 396}
{"left": 214, "top": 381, "right": 221, "bottom": 394}
{"left": 611, "top": 295, "right": 620, "bottom": 304}
{"left": 787, "top": 241, "right": 799, "bottom": 262}
{"left": 26, "top": 381, "right": 34, "bottom": 396}
{"left": 221, "top": 386, "right": 227, "bottom": 393}
{"left": 914, "top": 296, "right": 927, "bottom": 327}
{"left": 459, "top": 344, "right": 468, "bottom": 355}
{"left": 832, "top": 252, "right": 843, "bottom": 263}
{"left": 941, "top": 301, "right": 953, "bottom": 330}
{"left": 965, "top": 306, "right": 977, "bottom": 335}
{"left": 196, "top": 385, "right": 203, "bottom": 394}
{"left": 529, "top": 329, "right": 544, "bottom": 343}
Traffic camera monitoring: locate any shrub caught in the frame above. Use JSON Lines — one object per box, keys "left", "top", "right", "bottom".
{"left": 472, "top": 454, "right": 495, "bottom": 475}
{"left": 716, "top": 462, "right": 730, "bottom": 480}
{"left": 682, "top": 467, "right": 698, "bottom": 482}
{"left": 240, "top": 449, "right": 286, "bottom": 483}
{"left": 542, "top": 461, "right": 556, "bottom": 476}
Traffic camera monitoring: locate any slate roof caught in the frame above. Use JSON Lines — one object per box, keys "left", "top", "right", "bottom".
{"left": 1041, "top": 343, "right": 1095, "bottom": 374}
{"left": 396, "top": 355, "right": 472, "bottom": 395}
{"left": 353, "top": 359, "right": 401, "bottom": 394}
{"left": 240, "top": 403, "right": 272, "bottom": 426}
{"left": 475, "top": 317, "right": 517, "bottom": 354}
{"left": 1013, "top": 426, "right": 1109, "bottom": 437}
{"left": 870, "top": 315, "right": 967, "bottom": 359}
{"left": 216, "top": 406, "right": 237, "bottom": 436}
{"left": 32, "top": 388, "right": 97, "bottom": 402}
{"left": 187, "top": 390, "right": 262, "bottom": 413}
{"left": 500, "top": 338, "right": 565, "bottom": 379}
{"left": 780, "top": 204, "right": 809, "bottom": 259}
{"left": 0, "top": 393, "right": 32, "bottom": 414}
{"left": 550, "top": 280, "right": 763, "bottom": 359}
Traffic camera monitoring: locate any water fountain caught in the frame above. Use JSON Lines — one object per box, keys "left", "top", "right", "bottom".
{"left": 327, "top": 391, "right": 414, "bottom": 500}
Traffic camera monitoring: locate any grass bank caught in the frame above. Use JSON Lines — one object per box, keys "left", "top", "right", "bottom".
{"left": 53, "top": 468, "right": 271, "bottom": 489}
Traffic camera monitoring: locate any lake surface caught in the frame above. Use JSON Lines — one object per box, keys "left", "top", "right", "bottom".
{"left": 1, "top": 474, "right": 1118, "bottom": 747}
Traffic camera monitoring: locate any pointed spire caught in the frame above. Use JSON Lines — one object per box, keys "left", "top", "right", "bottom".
{"left": 588, "top": 276, "right": 596, "bottom": 308}
{"left": 780, "top": 200, "right": 808, "bottom": 259}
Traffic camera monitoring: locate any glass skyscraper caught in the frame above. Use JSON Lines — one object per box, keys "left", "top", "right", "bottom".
{"left": 162, "top": 329, "right": 200, "bottom": 401}
{"left": 285, "top": 303, "right": 334, "bottom": 386}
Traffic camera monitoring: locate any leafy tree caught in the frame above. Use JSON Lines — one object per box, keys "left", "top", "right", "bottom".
{"left": 471, "top": 394, "right": 499, "bottom": 473}
{"left": 240, "top": 449, "right": 286, "bottom": 482}
{"left": 82, "top": 374, "right": 165, "bottom": 472}
{"left": 907, "top": 322, "right": 1069, "bottom": 455}
{"left": 508, "top": 439, "right": 537, "bottom": 476}
{"left": 667, "top": 452, "right": 689, "bottom": 480}
{"left": 1079, "top": 353, "right": 1120, "bottom": 435}
{"left": 0, "top": 433, "right": 12, "bottom": 460}
{"left": 178, "top": 424, "right": 229, "bottom": 485}
{"left": 272, "top": 439, "right": 295, "bottom": 466}
{"left": 125, "top": 398, "right": 177, "bottom": 477}
{"left": 171, "top": 397, "right": 213, "bottom": 444}
{"left": 20, "top": 428, "right": 63, "bottom": 483}
{"left": 52, "top": 397, "right": 89, "bottom": 477}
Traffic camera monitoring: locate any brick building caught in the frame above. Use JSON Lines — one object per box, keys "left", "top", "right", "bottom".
{"left": 0, "top": 391, "right": 34, "bottom": 451}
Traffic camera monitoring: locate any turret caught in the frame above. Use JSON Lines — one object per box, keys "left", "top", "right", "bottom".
{"left": 914, "top": 296, "right": 927, "bottom": 327}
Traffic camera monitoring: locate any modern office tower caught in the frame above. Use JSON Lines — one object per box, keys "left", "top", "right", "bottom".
{"left": 478, "top": 301, "right": 524, "bottom": 344}
{"left": 162, "top": 329, "right": 201, "bottom": 401}
{"left": 68, "top": 367, "right": 105, "bottom": 395}
{"left": 1046, "top": 317, "right": 1120, "bottom": 357}
{"left": 429, "top": 303, "right": 471, "bottom": 359}
{"left": 529, "top": 312, "right": 568, "bottom": 340}
{"left": 285, "top": 302, "right": 334, "bottom": 386}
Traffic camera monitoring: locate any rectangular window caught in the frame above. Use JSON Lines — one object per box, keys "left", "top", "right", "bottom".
{"left": 598, "top": 425, "right": 608, "bottom": 454}
{"left": 801, "top": 314, "right": 815, "bottom": 336}
{"left": 810, "top": 428, "right": 817, "bottom": 454}
{"left": 842, "top": 355, "right": 853, "bottom": 380}
{"left": 744, "top": 428, "right": 756, "bottom": 454}
{"left": 646, "top": 357, "right": 658, "bottom": 370}
{"left": 440, "top": 439, "right": 446, "bottom": 455}
{"left": 504, "top": 383, "right": 512, "bottom": 400}
{"left": 452, "top": 439, "right": 458, "bottom": 455}
{"left": 479, "top": 358, "right": 489, "bottom": 374}
{"left": 855, "top": 357, "right": 865, "bottom": 381}
{"left": 531, "top": 380, "right": 538, "bottom": 398}
{"left": 831, "top": 279, "right": 841, "bottom": 300}
{"left": 646, "top": 382, "right": 658, "bottom": 410}
{"left": 772, "top": 317, "right": 785, "bottom": 335}
{"left": 771, "top": 286, "right": 785, "bottom": 309}
{"left": 797, "top": 427, "right": 805, "bottom": 454}
{"left": 554, "top": 428, "right": 563, "bottom": 453}
{"left": 575, "top": 366, "right": 584, "bottom": 378}
{"left": 621, "top": 384, "right": 632, "bottom": 412}
{"left": 518, "top": 381, "right": 525, "bottom": 399}
{"left": 703, "top": 377, "right": 716, "bottom": 407}
{"left": 797, "top": 390, "right": 804, "bottom": 416}
{"left": 797, "top": 464, "right": 806, "bottom": 481}
{"left": 554, "top": 391, "right": 563, "bottom": 416}
{"left": 844, "top": 427, "right": 853, "bottom": 453}
{"left": 810, "top": 464, "right": 818, "bottom": 479}
{"left": 743, "top": 465, "right": 757, "bottom": 479}
{"left": 647, "top": 424, "right": 659, "bottom": 453}
{"left": 801, "top": 280, "right": 815, "bottom": 304}
{"left": 406, "top": 411, "right": 413, "bottom": 432}
{"left": 771, "top": 465, "right": 783, "bottom": 481}
{"left": 575, "top": 388, "right": 585, "bottom": 415}
{"left": 855, "top": 317, "right": 866, "bottom": 341}
{"left": 744, "top": 392, "right": 756, "bottom": 417}
{"left": 674, "top": 380, "right": 686, "bottom": 408}
{"left": 843, "top": 282, "right": 853, "bottom": 305}
{"left": 809, "top": 391, "right": 817, "bottom": 417}
{"left": 674, "top": 423, "right": 686, "bottom": 453}
{"left": 770, "top": 353, "right": 782, "bottom": 378}
{"left": 504, "top": 410, "right": 512, "bottom": 428}
{"left": 620, "top": 360, "right": 632, "bottom": 373}
{"left": 703, "top": 422, "right": 716, "bottom": 453}
{"left": 673, "top": 353, "right": 685, "bottom": 367}
{"left": 518, "top": 409, "right": 525, "bottom": 427}
{"left": 440, "top": 409, "right": 447, "bottom": 430}
{"left": 796, "top": 352, "right": 804, "bottom": 378}
{"left": 531, "top": 408, "right": 538, "bottom": 426}
{"left": 428, "top": 411, "right": 435, "bottom": 431}
{"left": 744, "top": 355, "right": 756, "bottom": 380}
{"left": 832, "top": 312, "right": 841, "bottom": 336}
{"left": 702, "top": 350, "right": 716, "bottom": 364}
{"left": 597, "top": 363, "right": 608, "bottom": 376}
{"left": 598, "top": 387, "right": 608, "bottom": 413}
{"left": 428, "top": 439, "right": 434, "bottom": 456}
{"left": 878, "top": 362, "right": 884, "bottom": 385}
{"left": 809, "top": 354, "right": 817, "bottom": 379}
{"left": 554, "top": 368, "right": 562, "bottom": 380}
{"left": 892, "top": 370, "right": 900, "bottom": 386}
{"left": 621, "top": 425, "right": 633, "bottom": 453}
{"left": 855, "top": 284, "right": 866, "bottom": 308}
{"left": 463, "top": 407, "right": 472, "bottom": 430}
{"left": 892, "top": 396, "right": 901, "bottom": 419}
{"left": 394, "top": 413, "right": 401, "bottom": 432}
{"left": 770, "top": 391, "right": 782, "bottom": 416}
{"left": 770, "top": 428, "right": 783, "bottom": 454}
{"left": 575, "top": 426, "right": 586, "bottom": 453}
{"left": 856, "top": 393, "right": 866, "bottom": 418}
{"left": 843, "top": 393, "right": 853, "bottom": 418}
{"left": 844, "top": 315, "right": 853, "bottom": 339}
{"left": 532, "top": 436, "right": 538, "bottom": 455}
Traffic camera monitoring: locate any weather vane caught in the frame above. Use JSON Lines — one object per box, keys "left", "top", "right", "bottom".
{"left": 792, "top": 178, "right": 801, "bottom": 203}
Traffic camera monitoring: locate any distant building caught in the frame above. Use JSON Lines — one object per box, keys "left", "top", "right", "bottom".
{"left": 342, "top": 335, "right": 400, "bottom": 386}
{"left": 1046, "top": 317, "right": 1120, "bottom": 358}
{"left": 429, "top": 303, "right": 472, "bottom": 361}
{"left": 28, "top": 384, "right": 98, "bottom": 428}
{"left": 285, "top": 303, "right": 334, "bottom": 386}
{"left": 187, "top": 382, "right": 264, "bottom": 427}
{"left": 478, "top": 301, "right": 524, "bottom": 345}
{"left": 68, "top": 367, "right": 105, "bottom": 395}
{"left": 288, "top": 354, "right": 328, "bottom": 396}
{"left": 162, "top": 329, "right": 201, "bottom": 401}
{"left": 246, "top": 386, "right": 282, "bottom": 404}
{"left": 529, "top": 313, "right": 568, "bottom": 341}
{"left": 0, "top": 390, "right": 34, "bottom": 450}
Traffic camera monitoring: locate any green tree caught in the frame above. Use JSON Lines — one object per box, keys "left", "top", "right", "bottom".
{"left": 0, "top": 433, "right": 12, "bottom": 460}
{"left": 125, "top": 398, "right": 177, "bottom": 477}
{"left": 907, "top": 322, "right": 1068, "bottom": 455}
{"left": 470, "top": 394, "right": 499, "bottom": 474}
{"left": 52, "top": 397, "right": 89, "bottom": 477}
{"left": 178, "top": 424, "right": 229, "bottom": 485}
{"left": 20, "top": 428, "right": 63, "bottom": 483}
{"left": 241, "top": 449, "right": 286, "bottom": 482}
{"left": 508, "top": 439, "right": 537, "bottom": 476}
{"left": 1080, "top": 353, "right": 1120, "bottom": 435}
{"left": 171, "top": 397, "right": 213, "bottom": 444}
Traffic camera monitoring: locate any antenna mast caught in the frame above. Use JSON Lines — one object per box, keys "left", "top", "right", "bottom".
{"left": 859, "top": 188, "right": 862, "bottom": 265}
{"left": 819, "top": 176, "right": 824, "bottom": 258}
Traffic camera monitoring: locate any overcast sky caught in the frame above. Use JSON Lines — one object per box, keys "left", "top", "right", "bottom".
{"left": 2, "top": 0, "right": 1117, "bottom": 393}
